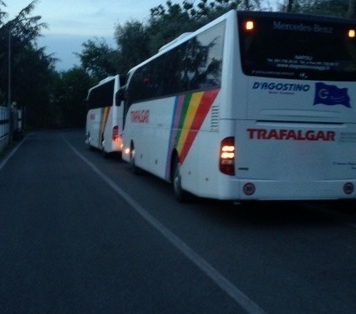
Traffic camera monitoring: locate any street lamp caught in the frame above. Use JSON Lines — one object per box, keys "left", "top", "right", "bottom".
{"left": 7, "top": 15, "right": 41, "bottom": 143}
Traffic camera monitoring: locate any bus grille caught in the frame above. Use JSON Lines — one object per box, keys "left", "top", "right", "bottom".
{"left": 210, "top": 106, "right": 219, "bottom": 131}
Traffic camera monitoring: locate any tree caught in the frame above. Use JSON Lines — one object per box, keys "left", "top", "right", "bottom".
{"left": 147, "top": 1, "right": 196, "bottom": 54}
{"left": 76, "top": 38, "right": 119, "bottom": 82}
{"left": 0, "top": 0, "right": 57, "bottom": 128}
{"left": 13, "top": 45, "right": 57, "bottom": 128}
{"left": 54, "top": 67, "right": 92, "bottom": 128}
{"left": 146, "top": 0, "right": 264, "bottom": 54}
{"left": 286, "top": 0, "right": 295, "bottom": 12}
{"left": 115, "top": 20, "right": 150, "bottom": 74}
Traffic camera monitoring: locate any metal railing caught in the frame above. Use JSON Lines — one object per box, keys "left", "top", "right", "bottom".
{"left": 0, "top": 106, "right": 23, "bottom": 153}
{"left": 0, "top": 106, "right": 10, "bottom": 152}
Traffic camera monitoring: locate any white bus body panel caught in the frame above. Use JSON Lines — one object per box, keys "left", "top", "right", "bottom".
{"left": 221, "top": 12, "right": 356, "bottom": 201}
{"left": 122, "top": 97, "right": 173, "bottom": 178}
{"left": 85, "top": 75, "right": 123, "bottom": 153}
{"left": 229, "top": 78, "right": 356, "bottom": 200}
{"left": 122, "top": 11, "right": 356, "bottom": 201}
{"left": 86, "top": 106, "right": 122, "bottom": 152}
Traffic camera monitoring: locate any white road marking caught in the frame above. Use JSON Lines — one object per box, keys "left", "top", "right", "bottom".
{"left": 0, "top": 137, "right": 26, "bottom": 171}
{"left": 64, "top": 136, "right": 266, "bottom": 314}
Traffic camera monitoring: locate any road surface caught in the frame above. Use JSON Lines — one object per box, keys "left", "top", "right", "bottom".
{"left": 0, "top": 130, "right": 355, "bottom": 313}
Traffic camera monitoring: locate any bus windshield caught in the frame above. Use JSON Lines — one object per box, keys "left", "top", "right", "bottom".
{"left": 238, "top": 13, "right": 356, "bottom": 81}
{"left": 88, "top": 79, "right": 116, "bottom": 109}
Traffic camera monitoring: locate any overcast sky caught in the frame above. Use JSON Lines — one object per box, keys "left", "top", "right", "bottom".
{"left": 6, "top": 0, "right": 179, "bottom": 71}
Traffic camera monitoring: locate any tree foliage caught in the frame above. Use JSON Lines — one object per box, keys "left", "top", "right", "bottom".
{"left": 53, "top": 67, "right": 92, "bottom": 128}
{"left": 110, "top": 0, "right": 266, "bottom": 76}
{"left": 77, "top": 0, "right": 355, "bottom": 81}
{"left": 115, "top": 21, "right": 151, "bottom": 73}
{"left": 76, "top": 38, "right": 119, "bottom": 82}
{"left": 0, "top": 0, "right": 57, "bottom": 128}
{"left": 147, "top": 1, "right": 196, "bottom": 55}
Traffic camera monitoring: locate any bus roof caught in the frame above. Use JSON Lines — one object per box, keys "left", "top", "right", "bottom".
{"left": 86, "top": 74, "right": 121, "bottom": 99}
{"left": 98, "top": 75, "right": 120, "bottom": 86}
{"left": 126, "top": 9, "right": 356, "bottom": 81}
{"left": 237, "top": 10, "right": 356, "bottom": 24}
{"left": 158, "top": 32, "right": 193, "bottom": 52}
{"left": 126, "top": 9, "right": 235, "bottom": 78}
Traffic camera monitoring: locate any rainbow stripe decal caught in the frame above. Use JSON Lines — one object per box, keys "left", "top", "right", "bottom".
{"left": 165, "top": 88, "right": 219, "bottom": 180}
{"left": 100, "top": 106, "right": 110, "bottom": 146}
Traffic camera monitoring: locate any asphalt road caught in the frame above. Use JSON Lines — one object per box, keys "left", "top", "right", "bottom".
{"left": 0, "top": 129, "right": 355, "bottom": 313}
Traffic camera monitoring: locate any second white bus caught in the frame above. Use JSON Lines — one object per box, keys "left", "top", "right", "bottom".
{"left": 85, "top": 75, "right": 125, "bottom": 155}
{"left": 121, "top": 10, "right": 356, "bottom": 201}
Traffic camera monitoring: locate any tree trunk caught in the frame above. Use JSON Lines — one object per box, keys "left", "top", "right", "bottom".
{"left": 286, "top": 0, "right": 295, "bottom": 12}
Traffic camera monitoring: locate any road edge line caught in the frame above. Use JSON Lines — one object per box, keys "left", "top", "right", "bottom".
{"left": 63, "top": 136, "right": 266, "bottom": 314}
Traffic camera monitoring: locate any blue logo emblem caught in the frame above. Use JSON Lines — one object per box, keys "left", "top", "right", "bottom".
{"left": 313, "top": 82, "right": 351, "bottom": 108}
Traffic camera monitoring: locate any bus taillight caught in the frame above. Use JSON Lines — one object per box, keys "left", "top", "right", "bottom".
{"left": 112, "top": 126, "right": 119, "bottom": 143}
{"left": 219, "top": 137, "right": 235, "bottom": 176}
{"left": 348, "top": 29, "right": 355, "bottom": 38}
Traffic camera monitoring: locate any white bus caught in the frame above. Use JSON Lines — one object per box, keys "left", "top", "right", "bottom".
{"left": 85, "top": 75, "right": 125, "bottom": 155}
{"left": 121, "top": 10, "right": 356, "bottom": 201}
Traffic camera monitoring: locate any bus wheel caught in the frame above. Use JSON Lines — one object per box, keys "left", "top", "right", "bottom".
{"left": 130, "top": 144, "right": 140, "bottom": 174}
{"left": 87, "top": 133, "right": 94, "bottom": 151}
{"left": 172, "top": 158, "right": 188, "bottom": 202}
{"left": 101, "top": 137, "right": 108, "bottom": 158}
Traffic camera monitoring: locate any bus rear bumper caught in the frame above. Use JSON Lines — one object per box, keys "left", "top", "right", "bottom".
{"left": 235, "top": 179, "right": 356, "bottom": 201}
{"left": 214, "top": 179, "right": 356, "bottom": 201}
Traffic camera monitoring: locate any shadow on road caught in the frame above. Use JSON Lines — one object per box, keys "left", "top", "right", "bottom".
{"left": 182, "top": 197, "right": 356, "bottom": 229}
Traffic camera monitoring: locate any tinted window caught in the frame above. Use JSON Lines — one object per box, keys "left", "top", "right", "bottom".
{"left": 88, "top": 79, "right": 115, "bottom": 109}
{"left": 239, "top": 14, "right": 356, "bottom": 81}
{"left": 128, "top": 21, "right": 225, "bottom": 104}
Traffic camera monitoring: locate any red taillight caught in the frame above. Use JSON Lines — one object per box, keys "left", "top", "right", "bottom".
{"left": 219, "top": 137, "right": 235, "bottom": 175}
{"left": 112, "top": 126, "right": 119, "bottom": 142}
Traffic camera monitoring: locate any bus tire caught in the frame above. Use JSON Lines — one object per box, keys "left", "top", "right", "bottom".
{"left": 130, "top": 143, "right": 140, "bottom": 174}
{"left": 87, "top": 133, "right": 94, "bottom": 151}
{"left": 172, "top": 158, "right": 188, "bottom": 202}
{"left": 101, "top": 136, "right": 109, "bottom": 158}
